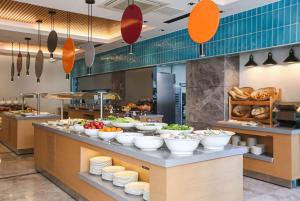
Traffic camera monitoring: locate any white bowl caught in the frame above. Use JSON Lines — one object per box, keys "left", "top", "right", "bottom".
{"left": 116, "top": 132, "right": 144, "bottom": 146}
{"left": 102, "top": 120, "right": 112, "bottom": 126}
{"left": 194, "top": 130, "right": 235, "bottom": 150}
{"left": 84, "top": 129, "right": 99, "bottom": 137}
{"left": 135, "top": 123, "right": 167, "bottom": 131}
{"left": 134, "top": 136, "right": 164, "bottom": 151}
{"left": 251, "top": 145, "right": 264, "bottom": 155}
{"left": 98, "top": 131, "right": 123, "bottom": 141}
{"left": 158, "top": 128, "right": 194, "bottom": 135}
{"left": 164, "top": 138, "right": 201, "bottom": 156}
{"left": 74, "top": 125, "right": 85, "bottom": 132}
{"left": 111, "top": 122, "right": 135, "bottom": 129}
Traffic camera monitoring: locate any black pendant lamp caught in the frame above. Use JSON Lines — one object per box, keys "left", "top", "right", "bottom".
{"left": 47, "top": 10, "right": 58, "bottom": 62}
{"left": 245, "top": 54, "right": 258, "bottom": 67}
{"left": 25, "top": 37, "right": 31, "bottom": 76}
{"left": 284, "top": 48, "right": 299, "bottom": 63}
{"left": 263, "top": 52, "right": 277, "bottom": 66}
{"left": 10, "top": 42, "right": 15, "bottom": 82}
{"left": 35, "top": 20, "right": 44, "bottom": 83}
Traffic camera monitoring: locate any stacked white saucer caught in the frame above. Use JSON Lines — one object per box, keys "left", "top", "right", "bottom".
{"left": 101, "top": 166, "right": 126, "bottom": 181}
{"left": 125, "top": 182, "right": 149, "bottom": 196}
{"left": 89, "top": 156, "right": 112, "bottom": 175}
{"left": 112, "top": 171, "right": 138, "bottom": 187}
{"left": 143, "top": 185, "right": 150, "bottom": 201}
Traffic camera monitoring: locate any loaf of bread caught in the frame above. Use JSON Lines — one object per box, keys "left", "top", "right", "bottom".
{"left": 251, "top": 107, "right": 270, "bottom": 116}
{"left": 251, "top": 87, "right": 277, "bottom": 101}
{"left": 229, "top": 87, "right": 251, "bottom": 100}
{"left": 240, "top": 87, "right": 254, "bottom": 96}
{"left": 232, "top": 105, "right": 252, "bottom": 117}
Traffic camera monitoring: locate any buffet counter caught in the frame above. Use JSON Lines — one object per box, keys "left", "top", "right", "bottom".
{"left": 33, "top": 123, "right": 246, "bottom": 201}
{"left": 215, "top": 121, "right": 300, "bottom": 188}
{"left": 0, "top": 112, "right": 59, "bottom": 154}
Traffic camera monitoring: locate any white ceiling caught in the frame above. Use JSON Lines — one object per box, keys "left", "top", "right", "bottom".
{"left": 4, "top": 0, "right": 278, "bottom": 57}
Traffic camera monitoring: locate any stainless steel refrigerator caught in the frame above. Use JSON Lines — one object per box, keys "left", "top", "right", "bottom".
{"left": 153, "top": 72, "right": 176, "bottom": 124}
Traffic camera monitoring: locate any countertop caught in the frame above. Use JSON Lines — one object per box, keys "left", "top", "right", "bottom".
{"left": 33, "top": 123, "right": 246, "bottom": 168}
{"left": 216, "top": 121, "right": 300, "bottom": 135}
{"left": 1, "top": 112, "right": 59, "bottom": 120}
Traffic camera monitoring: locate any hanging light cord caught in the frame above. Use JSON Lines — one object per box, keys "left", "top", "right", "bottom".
{"left": 38, "top": 22, "right": 41, "bottom": 49}
{"left": 67, "top": 12, "right": 71, "bottom": 38}
{"left": 11, "top": 42, "right": 14, "bottom": 62}
{"left": 27, "top": 39, "right": 29, "bottom": 52}
{"left": 90, "top": 3, "right": 93, "bottom": 42}
{"left": 87, "top": 5, "right": 90, "bottom": 42}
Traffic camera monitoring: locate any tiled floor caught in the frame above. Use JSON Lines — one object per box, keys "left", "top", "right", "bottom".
{"left": 0, "top": 142, "right": 300, "bottom": 201}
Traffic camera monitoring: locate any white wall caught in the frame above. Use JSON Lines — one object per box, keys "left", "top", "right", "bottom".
{"left": 240, "top": 46, "right": 300, "bottom": 102}
{"left": 0, "top": 54, "right": 70, "bottom": 113}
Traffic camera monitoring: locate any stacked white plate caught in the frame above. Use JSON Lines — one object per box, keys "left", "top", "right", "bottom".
{"left": 101, "top": 166, "right": 126, "bottom": 181}
{"left": 143, "top": 185, "right": 150, "bottom": 201}
{"left": 112, "top": 171, "right": 138, "bottom": 187}
{"left": 89, "top": 156, "right": 112, "bottom": 175}
{"left": 125, "top": 182, "right": 149, "bottom": 196}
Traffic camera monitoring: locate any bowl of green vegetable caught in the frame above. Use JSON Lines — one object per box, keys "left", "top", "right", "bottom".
{"left": 135, "top": 122, "right": 167, "bottom": 131}
{"left": 102, "top": 115, "right": 117, "bottom": 126}
{"left": 111, "top": 117, "right": 138, "bottom": 129}
{"left": 158, "top": 124, "right": 194, "bottom": 135}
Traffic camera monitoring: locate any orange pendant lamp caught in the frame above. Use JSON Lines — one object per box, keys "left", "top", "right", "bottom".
{"left": 188, "top": 0, "right": 220, "bottom": 55}
{"left": 62, "top": 13, "right": 75, "bottom": 80}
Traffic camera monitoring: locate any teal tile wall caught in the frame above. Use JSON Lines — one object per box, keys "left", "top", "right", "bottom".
{"left": 72, "top": 0, "right": 299, "bottom": 78}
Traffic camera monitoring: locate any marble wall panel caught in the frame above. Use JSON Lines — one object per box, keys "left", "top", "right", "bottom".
{"left": 186, "top": 56, "right": 239, "bottom": 129}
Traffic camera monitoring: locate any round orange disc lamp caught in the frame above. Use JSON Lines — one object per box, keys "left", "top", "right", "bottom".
{"left": 188, "top": 0, "right": 220, "bottom": 57}
{"left": 62, "top": 13, "right": 75, "bottom": 80}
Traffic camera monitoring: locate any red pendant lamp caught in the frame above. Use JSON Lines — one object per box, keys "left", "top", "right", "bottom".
{"left": 188, "top": 0, "right": 220, "bottom": 56}
{"left": 62, "top": 13, "right": 75, "bottom": 80}
{"left": 121, "top": 0, "right": 143, "bottom": 54}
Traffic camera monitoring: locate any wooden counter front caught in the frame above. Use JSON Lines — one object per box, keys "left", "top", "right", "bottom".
{"left": 34, "top": 126, "right": 244, "bottom": 201}
{"left": 0, "top": 113, "right": 58, "bottom": 154}
{"left": 215, "top": 123, "right": 300, "bottom": 188}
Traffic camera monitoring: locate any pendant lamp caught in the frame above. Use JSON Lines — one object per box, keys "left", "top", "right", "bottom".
{"left": 121, "top": 0, "right": 143, "bottom": 54}
{"left": 10, "top": 42, "right": 15, "bottom": 82}
{"left": 25, "top": 37, "right": 31, "bottom": 76}
{"left": 35, "top": 20, "right": 44, "bottom": 83}
{"left": 263, "top": 52, "right": 277, "bottom": 66}
{"left": 47, "top": 10, "right": 58, "bottom": 62}
{"left": 62, "top": 12, "right": 75, "bottom": 80}
{"left": 245, "top": 54, "right": 258, "bottom": 67}
{"left": 17, "top": 42, "right": 22, "bottom": 77}
{"left": 284, "top": 48, "right": 299, "bottom": 63}
{"left": 84, "top": 0, "right": 95, "bottom": 75}
{"left": 188, "top": 0, "right": 220, "bottom": 57}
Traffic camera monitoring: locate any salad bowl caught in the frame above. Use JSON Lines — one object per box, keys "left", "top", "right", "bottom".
{"left": 193, "top": 130, "right": 235, "bottom": 150}
{"left": 158, "top": 124, "right": 194, "bottom": 135}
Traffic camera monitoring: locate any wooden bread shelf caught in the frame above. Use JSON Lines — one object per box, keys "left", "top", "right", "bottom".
{"left": 228, "top": 88, "right": 281, "bottom": 126}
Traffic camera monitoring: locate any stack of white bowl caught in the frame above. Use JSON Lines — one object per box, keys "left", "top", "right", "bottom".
{"left": 231, "top": 135, "right": 241, "bottom": 146}
{"left": 89, "top": 156, "right": 112, "bottom": 175}
{"left": 143, "top": 185, "right": 150, "bottom": 201}
{"left": 112, "top": 171, "right": 138, "bottom": 187}
{"left": 124, "top": 182, "right": 149, "bottom": 196}
{"left": 101, "top": 166, "right": 126, "bottom": 181}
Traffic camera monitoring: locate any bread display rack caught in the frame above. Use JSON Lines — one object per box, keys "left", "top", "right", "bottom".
{"left": 228, "top": 88, "right": 281, "bottom": 126}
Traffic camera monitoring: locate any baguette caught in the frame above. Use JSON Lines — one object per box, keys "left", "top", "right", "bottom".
{"left": 233, "top": 87, "right": 245, "bottom": 96}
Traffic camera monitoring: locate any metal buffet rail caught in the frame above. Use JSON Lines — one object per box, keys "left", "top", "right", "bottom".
{"left": 45, "top": 92, "right": 120, "bottom": 120}
{"left": 20, "top": 92, "right": 48, "bottom": 115}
